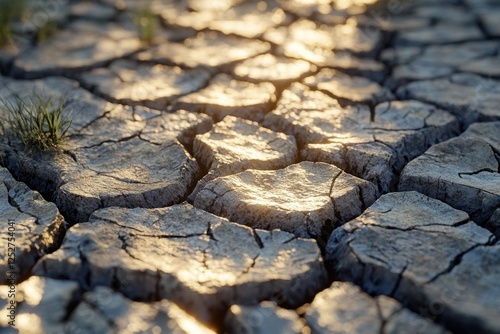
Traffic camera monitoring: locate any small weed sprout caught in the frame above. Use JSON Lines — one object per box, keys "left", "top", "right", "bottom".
{"left": 134, "top": 5, "right": 158, "bottom": 46}
{"left": 0, "top": 0, "right": 26, "bottom": 46}
{"left": 0, "top": 15, "right": 10, "bottom": 46}
{"left": 0, "top": 93, "right": 73, "bottom": 150}
{"left": 37, "top": 19, "right": 58, "bottom": 43}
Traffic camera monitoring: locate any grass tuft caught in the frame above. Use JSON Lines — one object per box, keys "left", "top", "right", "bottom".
{"left": 37, "top": 19, "right": 58, "bottom": 44}
{"left": 0, "top": 93, "right": 72, "bottom": 150}
{"left": 0, "top": 0, "right": 26, "bottom": 46}
{"left": 134, "top": 5, "right": 158, "bottom": 46}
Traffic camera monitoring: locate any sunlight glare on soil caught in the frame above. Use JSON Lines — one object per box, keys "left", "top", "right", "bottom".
{"left": 22, "top": 279, "right": 45, "bottom": 306}
{"left": 169, "top": 304, "right": 216, "bottom": 333}
{"left": 335, "top": 0, "right": 379, "bottom": 10}
{"left": 16, "top": 313, "right": 43, "bottom": 333}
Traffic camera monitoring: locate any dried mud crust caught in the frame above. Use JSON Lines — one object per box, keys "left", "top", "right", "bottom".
{"left": 0, "top": 76, "right": 212, "bottom": 223}
{"left": 33, "top": 204, "right": 327, "bottom": 324}
{"left": 0, "top": 167, "right": 66, "bottom": 284}
{"left": 326, "top": 191, "right": 498, "bottom": 334}
{"left": 1, "top": 0, "right": 500, "bottom": 333}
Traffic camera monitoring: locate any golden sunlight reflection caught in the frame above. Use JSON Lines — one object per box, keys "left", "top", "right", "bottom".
{"left": 279, "top": 0, "right": 380, "bottom": 14}
{"left": 16, "top": 313, "right": 43, "bottom": 333}
{"left": 169, "top": 303, "right": 217, "bottom": 334}
{"left": 21, "top": 280, "right": 45, "bottom": 307}
{"left": 125, "top": 311, "right": 152, "bottom": 332}
{"left": 287, "top": 0, "right": 332, "bottom": 5}
{"left": 334, "top": 0, "right": 379, "bottom": 10}
{"left": 188, "top": 0, "right": 236, "bottom": 12}
{"left": 112, "top": 0, "right": 389, "bottom": 127}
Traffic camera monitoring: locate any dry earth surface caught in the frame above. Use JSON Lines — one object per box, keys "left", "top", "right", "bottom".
{"left": 0, "top": 0, "right": 499, "bottom": 333}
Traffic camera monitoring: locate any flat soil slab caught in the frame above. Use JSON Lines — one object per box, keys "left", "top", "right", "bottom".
{"left": 12, "top": 20, "right": 142, "bottom": 79}
{"left": 400, "top": 122, "right": 500, "bottom": 225}
{"left": 193, "top": 161, "right": 378, "bottom": 239}
{"left": 225, "top": 281, "right": 447, "bottom": 334}
{"left": 0, "top": 276, "right": 216, "bottom": 333}
{"left": 79, "top": 59, "right": 212, "bottom": 110}
{"left": 304, "top": 68, "right": 394, "bottom": 105}
{"left": 33, "top": 204, "right": 327, "bottom": 322}
{"left": 0, "top": 77, "right": 212, "bottom": 223}
{"left": 264, "top": 83, "right": 459, "bottom": 192}
{"left": 135, "top": 31, "right": 270, "bottom": 69}
{"left": 190, "top": 116, "right": 297, "bottom": 199}
{"left": 398, "top": 73, "right": 500, "bottom": 126}
{"left": 0, "top": 167, "right": 66, "bottom": 284}
{"left": 233, "top": 53, "right": 312, "bottom": 86}
{"left": 174, "top": 73, "right": 276, "bottom": 122}
{"left": 326, "top": 191, "right": 498, "bottom": 334}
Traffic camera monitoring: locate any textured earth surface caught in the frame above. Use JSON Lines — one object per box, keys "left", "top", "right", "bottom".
{"left": 0, "top": 0, "right": 499, "bottom": 333}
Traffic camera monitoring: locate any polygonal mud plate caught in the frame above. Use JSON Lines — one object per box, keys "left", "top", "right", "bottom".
{"left": 233, "top": 54, "right": 312, "bottom": 87}
{"left": 394, "top": 22, "right": 483, "bottom": 46}
{"left": 0, "top": 276, "right": 216, "bottom": 333}
{"left": 398, "top": 73, "right": 500, "bottom": 126}
{"left": 400, "top": 122, "right": 500, "bottom": 224}
{"left": 194, "top": 161, "right": 378, "bottom": 240}
{"left": 265, "top": 27, "right": 386, "bottom": 82}
{"left": 79, "top": 59, "right": 212, "bottom": 110}
{"left": 12, "top": 20, "right": 142, "bottom": 79}
{"left": 224, "top": 301, "right": 306, "bottom": 334}
{"left": 383, "top": 41, "right": 500, "bottom": 85}
{"left": 135, "top": 31, "right": 270, "bottom": 69}
{"left": 304, "top": 68, "right": 393, "bottom": 105}
{"left": 190, "top": 116, "right": 297, "bottom": 200}
{"left": 1, "top": 77, "right": 210, "bottom": 223}
{"left": 225, "top": 281, "right": 447, "bottom": 334}
{"left": 33, "top": 204, "right": 328, "bottom": 323}
{"left": 326, "top": 191, "right": 498, "bottom": 334}
{"left": 0, "top": 168, "right": 66, "bottom": 284}
{"left": 263, "top": 83, "right": 459, "bottom": 192}
{"left": 283, "top": 19, "right": 383, "bottom": 57}
{"left": 174, "top": 73, "right": 276, "bottom": 122}
{"left": 305, "top": 281, "right": 447, "bottom": 334}
{"left": 207, "top": 1, "right": 290, "bottom": 39}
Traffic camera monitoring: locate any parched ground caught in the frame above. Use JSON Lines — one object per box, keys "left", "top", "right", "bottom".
{"left": 0, "top": 0, "right": 499, "bottom": 333}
